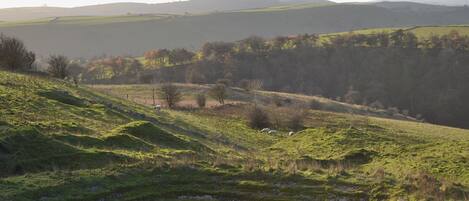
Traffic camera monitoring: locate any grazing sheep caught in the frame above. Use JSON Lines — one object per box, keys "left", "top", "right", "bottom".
{"left": 155, "top": 104, "right": 162, "bottom": 112}
{"left": 268, "top": 130, "right": 277, "bottom": 134}
{"left": 289, "top": 132, "right": 295, "bottom": 136}
{"left": 261, "top": 128, "right": 271, "bottom": 132}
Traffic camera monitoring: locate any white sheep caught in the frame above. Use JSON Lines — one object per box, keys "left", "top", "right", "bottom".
{"left": 288, "top": 131, "right": 295, "bottom": 136}
{"left": 155, "top": 104, "right": 162, "bottom": 112}
{"left": 268, "top": 130, "right": 277, "bottom": 134}
{"left": 261, "top": 128, "right": 270, "bottom": 132}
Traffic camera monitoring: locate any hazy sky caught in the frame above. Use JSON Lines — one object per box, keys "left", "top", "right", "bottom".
{"left": 0, "top": 0, "right": 371, "bottom": 8}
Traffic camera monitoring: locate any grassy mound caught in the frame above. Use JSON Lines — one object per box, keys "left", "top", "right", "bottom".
{"left": 110, "top": 121, "right": 191, "bottom": 150}
{"left": 0, "top": 127, "right": 127, "bottom": 176}
{"left": 38, "top": 89, "right": 88, "bottom": 107}
{"left": 102, "top": 134, "right": 154, "bottom": 151}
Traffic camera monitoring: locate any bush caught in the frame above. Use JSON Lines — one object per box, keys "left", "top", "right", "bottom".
{"left": 47, "top": 55, "right": 69, "bottom": 79}
{"left": 309, "top": 99, "right": 322, "bottom": 110}
{"left": 272, "top": 95, "right": 283, "bottom": 107}
{"left": 239, "top": 79, "right": 250, "bottom": 91}
{"left": 248, "top": 107, "right": 270, "bottom": 129}
{"left": 159, "top": 83, "right": 182, "bottom": 108}
{"left": 209, "top": 84, "right": 227, "bottom": 104}
{"left": 196, "top": 94, "right": 206, "bottom": 108}
{"left": 286, "top": 113, "right": 304, "bottom": 131}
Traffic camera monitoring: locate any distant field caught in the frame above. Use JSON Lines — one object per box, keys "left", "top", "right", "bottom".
{"left": 321, "top": 25, "right": 469, "bottom": 39}
{"left": 0, "top": 15, "right": 173, "bottom": 27}
{"left": 408, "top": 25, "right": 469, "bottom": 37}
{"left": 1, "top": 3, "right": 469, "bottom": 58}
{"left": 239, "top": 2, "right": 335, "bottom": 12}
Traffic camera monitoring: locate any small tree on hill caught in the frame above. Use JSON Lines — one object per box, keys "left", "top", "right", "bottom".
{"left": 159, "top": 83, "right": 182, "bottom": 109}
{"left": 47, "top": 55, "right": 69, "bottom": 79}
{"left": 209, "top": 84, "right": 227, "bottom": 105}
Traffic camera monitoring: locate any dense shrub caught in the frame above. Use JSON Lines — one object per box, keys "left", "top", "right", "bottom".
{"left": 196, "top": 94, "right": 206, "bottom": 108}
{"left": 247, "top": 107, "right": 270, "bottom": 129}
{"left": 47, "top": 55, "right": 69, "bottom": 79}
{"left": 309, "top": 99, "right": 322, "bottom": 110}
{"left": 286, "top": 113, "right": 305, "bottom": 131}
{"left": 272, "top": 95, "right": 283, "bottom": 107}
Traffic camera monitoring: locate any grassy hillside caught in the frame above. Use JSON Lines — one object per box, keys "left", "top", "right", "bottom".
{"left": 320, "top": 25, "right": 469, "bottom": 42}
{"left": 1, "top": 71, "right": 468, "bottom": 200}
{"left": 0, "top": 15, "right": 173, "bottom": 27}
{"left": 0, "top": 0, "right": 333, "bottom": 21}
{"left": 1, "top": 4, "right": 469, "bottom": 58}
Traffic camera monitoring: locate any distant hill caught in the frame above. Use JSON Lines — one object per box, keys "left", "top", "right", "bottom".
{"left": 0, "top": 0, "right": 332, "bottom": 21}
{"left": 380, "top": 0, "right": 469, "bottom": 6}
{"left": 372, "top": 1, "right": 461, "bottom": 12}
{"left": 1, "top": 3, "right": 468, "bottom": 58}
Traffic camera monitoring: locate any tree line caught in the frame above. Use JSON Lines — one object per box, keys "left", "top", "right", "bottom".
{"left": 3, "top": 30, "right": 469, "bottom": 129}
{"left": 73, "top": 30, "right": 469, "bottom": 128}
{"left": 181, "top": 31, "right": 469, "bottom": 128}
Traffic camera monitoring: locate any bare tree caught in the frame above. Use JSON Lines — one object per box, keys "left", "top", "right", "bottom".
{"left": 47, "top": 55, "right": 69, "bottom": 79}
{"left": 209, "top": 84, "right": 227, "bottom": 105}
{"left": 159, "top": 83, "right": 182, "bottom": 109}
{"left": 0, "top": 35, "right": 36, "bottom": 70}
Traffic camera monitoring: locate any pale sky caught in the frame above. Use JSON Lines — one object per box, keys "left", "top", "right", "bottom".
{"left": 0, "top": 0, "right": 371, "bottom": 9}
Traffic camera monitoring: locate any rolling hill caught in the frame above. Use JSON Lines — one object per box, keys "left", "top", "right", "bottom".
{"left": 381, "top": 0, "right": 469, "bottom": 6}
{"left": 321, "top": 25, "right": 469, "bottom": 40}
{"left": 1, "top": 3, "right": 469, "bottom": 58}
{"left": 0, "top": 0, "right": 333, "bottom": 21}
{"left": 0, "top": 70, "right": 468, "bottom": 200}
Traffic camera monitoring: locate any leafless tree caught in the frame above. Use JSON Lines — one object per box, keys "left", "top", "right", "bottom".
{"left": 0, "top": 35, "right": 35, "bottom": 70}
{"left": 159, "top": 83, "right": 182, "bottom": 109}
{"left": 47, "top": 55, "right": 69, "bottom": 79}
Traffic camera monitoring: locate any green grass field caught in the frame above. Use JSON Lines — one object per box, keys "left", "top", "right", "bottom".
{"left": 0, "top": 14, "right": 173, "bottom": 27}
{"left": 239, "top": 2, "right": 335, "bottom": 13}
{"left": 1, "top": 71, "right": 468, "bottom": 200}
{"left": 321, "top": 25, "right": 469, "bottom": 40}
